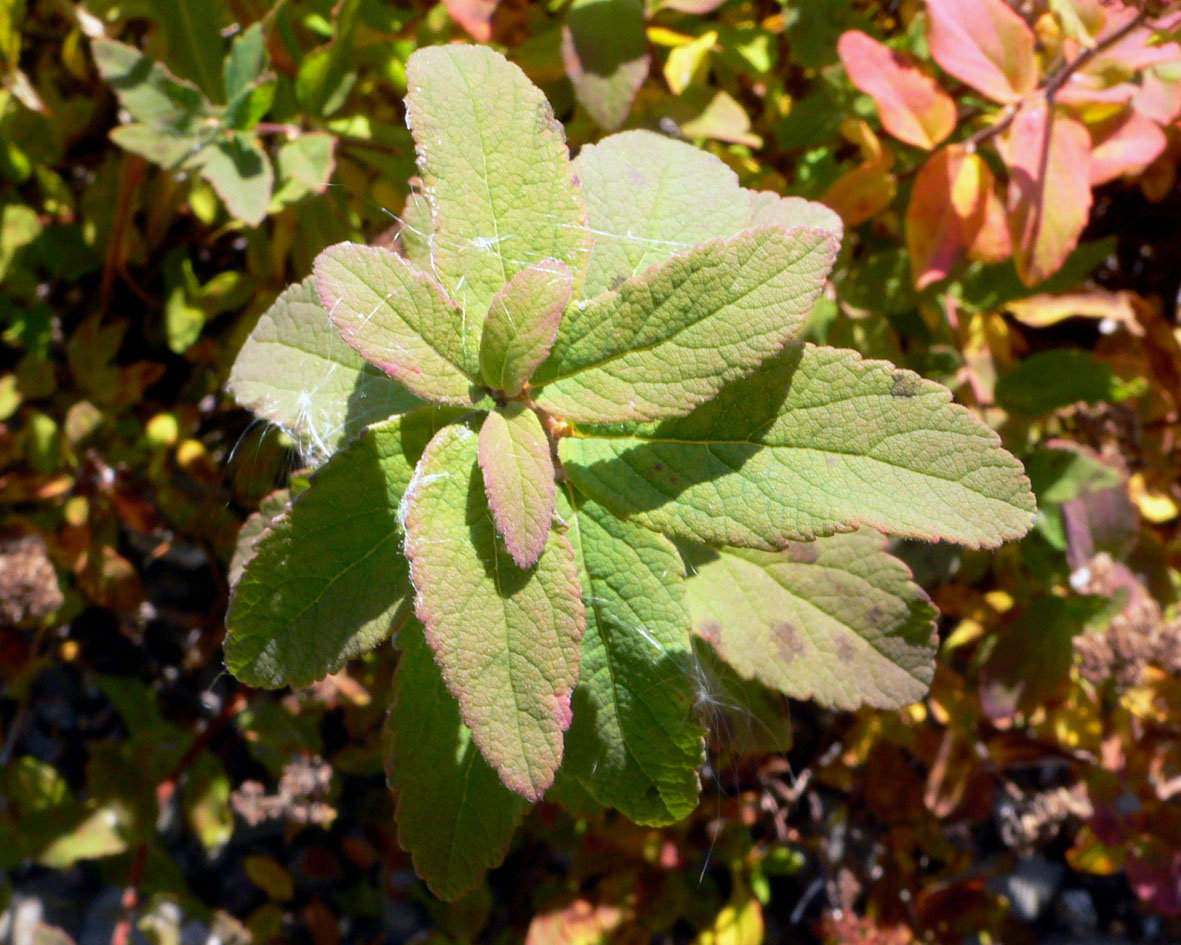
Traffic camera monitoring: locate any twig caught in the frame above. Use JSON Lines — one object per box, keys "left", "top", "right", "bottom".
{"left": 963, "top": 9, "right": 1150, "bottom": 152}
{"left": 1044, "top": 11, "right": 1149, "bottom": 102}
{"left": 99, "top": 155, "right": 148, "bottom": 314}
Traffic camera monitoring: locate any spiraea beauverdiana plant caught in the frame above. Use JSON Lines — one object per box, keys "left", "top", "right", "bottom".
{"left": 225, "top": 44, "right": 1036, "bottom": 899}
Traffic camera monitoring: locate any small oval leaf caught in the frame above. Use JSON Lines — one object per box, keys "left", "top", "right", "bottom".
{"left": 479, "top": 261, "right": 572, "bottom": 396}
{"left": 402, "top": 422, "right": 585, "bottom": 800}
{"left": 478, "top": 405, "right": 556, "bottom": 569}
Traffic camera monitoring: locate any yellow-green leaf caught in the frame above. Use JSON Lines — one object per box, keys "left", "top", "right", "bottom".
{"left": 401, "top": 422, "right": 585, "bottom": 800}
{"left": 404, "top": 45, "right": 592, "bottom": 318}
{"left": 479, "top": 260, "right": 571, "bottom": 397}
{"left": 478, "top": 405, "right": 556, "bottom": 569}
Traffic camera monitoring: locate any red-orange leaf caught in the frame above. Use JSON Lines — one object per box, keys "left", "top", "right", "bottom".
{"left": 821, "top": 162, "right": 896, "bottom": 227}
{"left": 838, "top": 31, "right": 956, "bottom": 150}
{"left": 926, "top": 0, "right": 1037, "bottom": 103}
{"left": 442, "top": 0, "right": 500, "bottom": 41}
{"left": 967, "top": 184, "right": 1012, "bottom": 266}
{"left": 1006, "top": 100, "right": 1093, "bottom": 287}
{"left": 907, "top": 145, "right": 1010, "bottom": 289}
{"left": 1088, "top": 111, "right": 1168, "bottom": 185}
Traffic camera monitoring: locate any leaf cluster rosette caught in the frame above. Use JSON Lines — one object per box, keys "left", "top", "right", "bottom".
{"left": 224, "top": 44, "right": 1036, "bottom": 899}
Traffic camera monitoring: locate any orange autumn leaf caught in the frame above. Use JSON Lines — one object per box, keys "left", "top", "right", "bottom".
{"left": 967, "top": 185, "right": 1012, "bottom": 265}
{"left": 907, "top": 145, "right": 1010, "bottom": 288}
{"left": 1088, "top": 111, "right": 1168, "bottom": 185}
{"left": 926, "top": 0, "right": 1037, "bottom": 103}
{"left": 837, "top": 30, "right": 956, "bottom": 149}
{"left": 1006, "top": 100, "right": 1093, "bottom": 286}
{"left": 1005, "top": 289, "right": 1142, "bottom": 334}
{"left": 442, "top": 0, "right": 500, "bottom": 41}
{"left": 822, "top": 161, "right": 896, "bottom": 227}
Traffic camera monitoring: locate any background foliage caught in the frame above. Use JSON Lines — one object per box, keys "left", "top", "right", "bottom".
{"left": 1, "top": 0, "right": 1180, "bottom": 943}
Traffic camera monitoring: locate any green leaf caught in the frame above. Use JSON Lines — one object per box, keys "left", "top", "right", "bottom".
{"left": 398, "top": 189, "right": 435, "bottom": 273}
{"left": 229, "top": 488, "right": 293, "bottom": 587}
{"left": 37, "top": 803, "right": 131, "bottom": 868}
{"left": 0, "top": 205, "right": 41, "bottom": 285}
{"left": 572, "top": 130, "right": 841, "bottom": 298}
{"left": 980, "top": 595, "right": 1111, "bottom": 718}
{"left": 274, "top": 132, "right": 337, "bottom": 203}
{"left": 534, "top": 226, "right": 838, "bottom": 423}
{"left": 404, "top": 45, "right": 592, "bottom": 318}
{"left": 223, "top": 23, "right": 267, "bottom": 103}
{"left": 315, "top": 242, "right": 482, "bottom": 404}
{"left": 746, "top": 189, "right": 843, "bottom": 235}
{"left": 91, "top": 39, "right": 207, "bottom": 140}
{"left": 0, "top": 0, "right": 26, "bottom": 66}
{"left": 995, "top": 349, "right": 1124, "bottom": 416}
{"left": 163, "top": 250, "right": 206, "bottom": 353}
{"left": 109, "top": 124, "right": 206, "bottom": 169}
{"left": 478, "top": 405, "right": 556, "bottom": 569}
{"left": 146, "top": 0, "right": 230, "bottom": 101}
{"left": 681, "top": 529, "right": 937, "bottom": 710}
{"left": 223, "top": 80, "right": 276, "bottom": 132}
{"left": 573, "top": 130, "right": 749, "bottom": 299}
{"left": 957, "top": 238, "right": 1116, "bottom": 312}
{"left": 294, "top": 0, "right": 362, "bottom": 117}
{"left": 479, "top": 261, "right": 572, "bottom": 396}
{"left": 561, "top": 344, "right": 1036, "bottom": 549}
{"left": 561, "top": 0, "right": 649, "bottom": 131}
{"left": 385, "top": 618, "right": 529, "bottom": 901}
{"left": 1025, "top": 445, "right": 1123, "bottom": 550}
{"left": 225, "top": 410, "right": 459, "bottom": 688}
{"left": 401, "top": 422, "right": 585, "bottom": 800}
{"left": 194, "top": 134, "right": 274, "bottom": 225}
{"left": 558, "top": 486, "right": 704, "bottom": 825}
{"left": 227, "top": 276, "right": 421, "bottom": 464}
{"left": 183, "top": 754, "right": 233, "bottom": 853}
{"left": 546, "top": 767, "right": 605, "bottom": 819}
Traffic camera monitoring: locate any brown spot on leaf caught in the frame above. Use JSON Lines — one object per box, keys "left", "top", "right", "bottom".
{"left": 773, "top": 623, "right": 805, "bottom": 663}
{"left": 787, "top": 542, "right": 819, "bottom": 564}
{"left": 836, "top": 634, "right": 856, "bottom": 663}
{"left": 865, "top": 605, "right": 886, "bottom": 625}
{"left": 697, "top": 621, "right": 722, "bottom": 645}
{"left": 890, "top": 371, "right": 920, "bottom": 398}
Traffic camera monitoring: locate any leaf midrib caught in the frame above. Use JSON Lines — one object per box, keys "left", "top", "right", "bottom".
{"left": 542, "top": 230, "right": 821, "bottom": 385}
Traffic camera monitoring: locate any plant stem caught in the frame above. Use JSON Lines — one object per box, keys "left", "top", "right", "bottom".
{"left": 964, "top": 9, "right": 1150, "bottom": 152}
